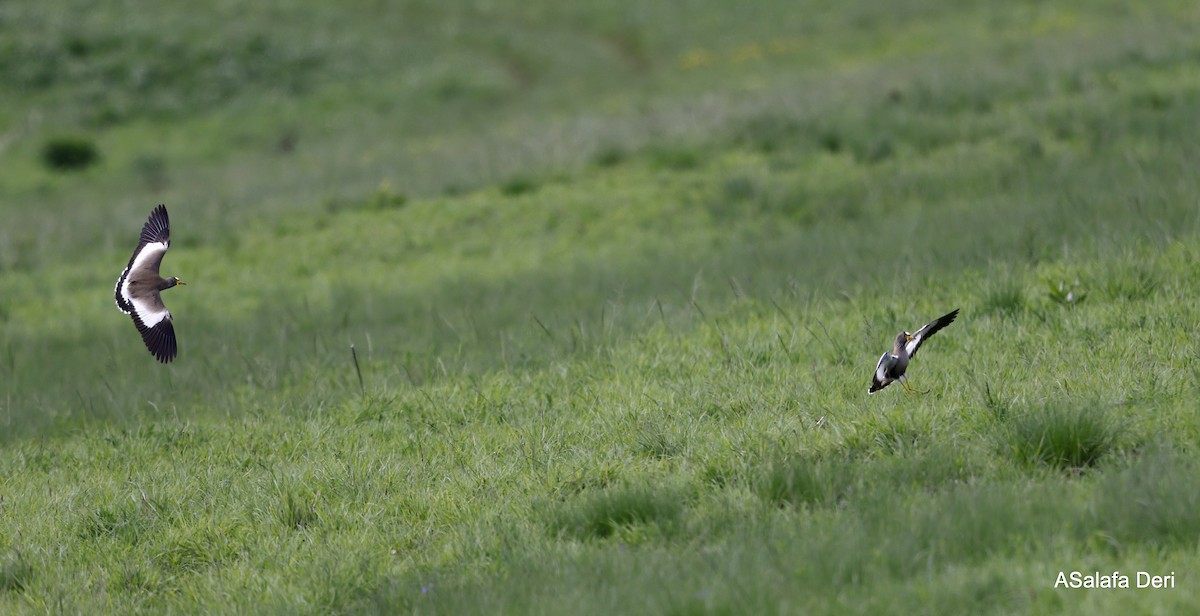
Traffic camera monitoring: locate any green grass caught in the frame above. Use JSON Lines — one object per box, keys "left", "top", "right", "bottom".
{"left": 1006, "top": 403, "right": 1121, "bottom": 470}
{"left": 3, "top": 0, "right": 1200, "bottom": 613}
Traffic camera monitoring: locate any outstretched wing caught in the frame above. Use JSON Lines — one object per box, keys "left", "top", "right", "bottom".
{"left": 904, "top": 308, "right": 959, "bottom": 359}
{"left": 869, "top": 352, "right": 894, "bottom": 394}
{"left": 115, "top": 205, "right": 171, "bottom": 314}
{"left": 114, "top": 205, "right": 177, "bottom": 363}
{"left": 129, "top": 296, "right": 177, "bottom": 363}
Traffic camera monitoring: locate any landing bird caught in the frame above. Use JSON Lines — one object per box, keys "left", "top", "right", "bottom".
{"left": 115, "top": 204, "right": 185, "bottom": 363}
{"left": 869, "top": 309, "right": 958, "bottom": 394}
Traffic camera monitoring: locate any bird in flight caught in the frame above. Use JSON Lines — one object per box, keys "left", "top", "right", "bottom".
{"left": 869, "top": 309, "right": 958, "bottom": 394}
{"left": 115, "top": 204, "right": 185, "bottom": 363}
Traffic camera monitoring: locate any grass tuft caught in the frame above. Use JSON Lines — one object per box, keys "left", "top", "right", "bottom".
{"left": 1098, "top": 446, "right": 1200, "bottom": 545}
{"left": 591, "top": 146, "right": 627, "bottom": 168}
{"left": 979, "top": 381, "right": 1011, "bottom": 423}
{"left": 816, "top": 129, "right": 842, "bottom": 153}
{"left": 755, "top": 454, "right": 856, "bottom": 509}
{"left": 1102, "top": 265, "right": 1161, "bottom": 301}
{"left": 634, "top": 422, "right": 683, "bottom": 460}
{"left": 1006, "top": 404, "right": 1119, "bottom": 471}
{"left": 80, "top": 505, "right": 155, "bottom": 544}
{"left": 549, "top": 483, "right": 685, "bottom": 541}
{"left": 500, "top": 175, "right": 540, "bottom": 197}
{"left": 648, "top": 145, "right": 703, "bottom": 171}
{"left": 844, "top": 409, "right": 934, "bottom": 456}
{"left": 41, "top": 135, "right": 101, "bottom": 171}
{"left": 278, "top": 488, "right": 320, "bottom": 530}
{"left": 980, "top": 279, "right": 1027, "bottom": 317}
{"left": 0, "top": 551, "right": 34, "bottom": 593}
{"left": 110, "top": 563, "right": 162, "bottom": 595}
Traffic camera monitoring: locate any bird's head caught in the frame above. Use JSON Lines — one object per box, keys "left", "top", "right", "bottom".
{"left": 894, "top": 331, "right": 910, "bottom": 350}
{"left": 169, "top": 277, "right": 187, "bottom": 288}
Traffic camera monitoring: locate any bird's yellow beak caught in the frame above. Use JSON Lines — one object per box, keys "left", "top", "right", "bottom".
{"left": 905, "top": 334, "right": 913, "bottom": 341}
{"left": 177, "top": 279, "right": 187, "bottom": 286}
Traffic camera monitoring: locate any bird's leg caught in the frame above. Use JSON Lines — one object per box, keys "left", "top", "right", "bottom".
{"left": 900, "top": 376, "right": 929, "bottom": 395}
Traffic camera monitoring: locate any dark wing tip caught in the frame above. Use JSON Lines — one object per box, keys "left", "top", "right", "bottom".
{"left": 933, "top": 308, "right": 960, "bottom": 333}
{"left": 138, "top": 319, "right": 177, "bottom": 363}
{"left": 140, "top": 204, "right": 171, "bottom": 245}
{"left": 928, "top": 308, "right": 960, "bottom": 333}
{"left": 906, "top": 308, "right": 960, "bottom": 359}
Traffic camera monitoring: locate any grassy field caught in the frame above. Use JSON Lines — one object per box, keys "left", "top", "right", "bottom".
{"left": 3, "top": 0, "right": 1200, "bottom": 613}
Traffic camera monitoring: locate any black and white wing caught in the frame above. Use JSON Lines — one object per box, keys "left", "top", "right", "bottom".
{"left": 115, "top": 205, "right": 176, "bottom": 362}
{"left": 904, "top": 308, "right": 959, "bottom": 359}
{"left": 137, "top": 318, "right": 176, "bottom": 363}
{"left": 869, "top": 352, "right": 894, "bottom": 394}
{"left": 115, "top": 204, "right": 171, "bottom": 314}
{"left": 127, "top": 288, "right": 176, "bottom": 363}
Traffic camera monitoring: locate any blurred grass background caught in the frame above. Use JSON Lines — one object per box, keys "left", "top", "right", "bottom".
{"left": 2, "top": 1, "right": 1200, "bottom": 613}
